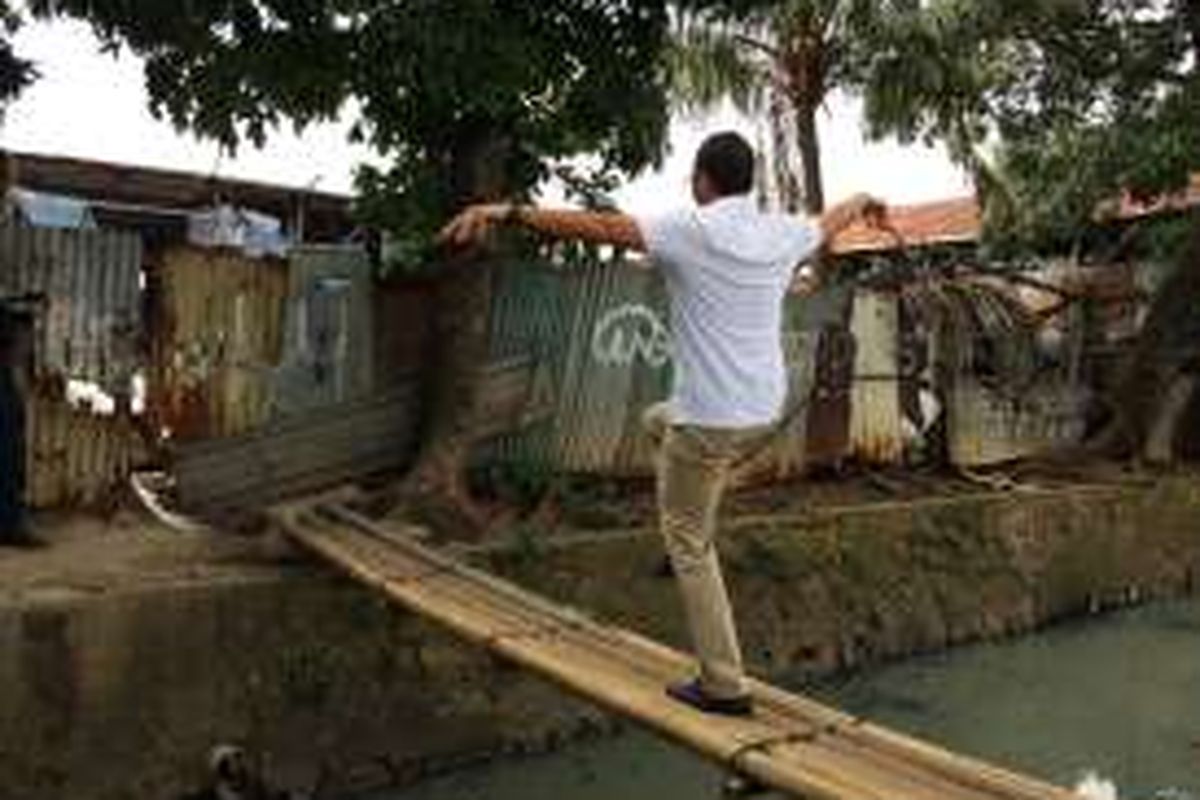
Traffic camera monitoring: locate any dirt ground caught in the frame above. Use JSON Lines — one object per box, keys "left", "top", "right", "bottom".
{"left": 726, "top": 458, "right": 1163, "bottom": 517}
{"left": 1, "top": 457, "right": 1171, "bottom": 602}
{"left": 0, "top": 509, "right": 299, "bottom": 607}
{"left": 481, "top": 457, "right": 1169, "bottom": 539}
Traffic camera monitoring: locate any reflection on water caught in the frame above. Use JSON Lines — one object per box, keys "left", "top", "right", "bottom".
{"left": 379, "top": 597, "right": 1200, "bottom": 800}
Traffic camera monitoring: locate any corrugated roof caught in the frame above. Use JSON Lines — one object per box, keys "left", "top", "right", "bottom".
{"left": 2, "top": 149, "right": 355, "bottom": 242}
{"left": 831, "top": 173, "right": 1200, "bottom": 255}
{"left": 832, "top": 197, "right": 980, "bottom": 255}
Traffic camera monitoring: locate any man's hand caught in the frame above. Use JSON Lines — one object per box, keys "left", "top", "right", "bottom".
{"left": 437, "top": 203, "right": 514, "bottom": 247}
{"left": 791, "top": 269, "right": 821, "bottom": 297}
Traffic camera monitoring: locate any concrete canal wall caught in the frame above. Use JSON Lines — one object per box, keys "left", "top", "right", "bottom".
{"left": 2, "top": 477, "right": 1198, "bottom": 799}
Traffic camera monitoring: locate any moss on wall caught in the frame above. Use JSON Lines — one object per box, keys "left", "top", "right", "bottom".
{"left": 486, "top": 481, "right": 1200, "bottom": 680}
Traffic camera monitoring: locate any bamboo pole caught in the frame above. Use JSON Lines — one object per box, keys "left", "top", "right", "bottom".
{"left": 275, "top": 502, "right": 1079, "bottom": 800}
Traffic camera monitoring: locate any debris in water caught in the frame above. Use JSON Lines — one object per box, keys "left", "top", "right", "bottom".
{"left": 177, "top": 744, "right": 298, "bottom": 800}
{"left": 1075, "top": 772, "right": 1119, "bottom": 800}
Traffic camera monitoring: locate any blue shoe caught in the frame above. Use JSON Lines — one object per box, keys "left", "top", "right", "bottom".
{"left": 666, "top": 679, "right": 753, "bottom": 717}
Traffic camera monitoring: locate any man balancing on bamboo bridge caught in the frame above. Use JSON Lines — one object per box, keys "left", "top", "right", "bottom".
{"left": 440, "top": 131, "right": 887, "bottom": 716}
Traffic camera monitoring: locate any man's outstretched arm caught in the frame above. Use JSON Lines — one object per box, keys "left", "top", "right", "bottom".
{"left": 438, "top": 203, "right": 645, "bottom": 251}
{"left": 437, "top": 195, "right": 887, "bottom": 257}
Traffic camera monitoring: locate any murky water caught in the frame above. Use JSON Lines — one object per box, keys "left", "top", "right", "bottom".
{"left": 379, "top": 597, "right": 1200, "bottom": 800}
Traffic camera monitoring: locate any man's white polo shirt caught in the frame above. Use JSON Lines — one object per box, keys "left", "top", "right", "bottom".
{"left": 637, "top": 194, "right": 821, "bottom": 429}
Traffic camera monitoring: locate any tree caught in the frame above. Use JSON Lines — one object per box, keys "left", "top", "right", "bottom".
{"left": 28, "top": 0, "right": 681, "bottom": 528}
{"left": 0, "top": 3, "right": 36, "bottom": 117}
{"left": 860, "top": 0, "right": 1200, "bottom": 460}
{"left": 668, "top": 0, "right": 910, "bottom": 214}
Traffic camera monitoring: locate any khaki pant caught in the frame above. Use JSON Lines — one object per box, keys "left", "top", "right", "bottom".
{"left": 643, "top": 402, "right": 769, "bottom": 699}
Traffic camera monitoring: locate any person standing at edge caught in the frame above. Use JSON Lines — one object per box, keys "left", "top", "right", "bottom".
{"left": 439, "top": 131, "right": 887, "bottom": 716}
{"left": 0, "top": 306, "right": 38, "bottom": 549}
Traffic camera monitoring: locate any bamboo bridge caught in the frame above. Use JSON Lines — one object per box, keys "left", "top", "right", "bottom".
{"left": 273, "top": 496, "right": 1079, "bottom": 800}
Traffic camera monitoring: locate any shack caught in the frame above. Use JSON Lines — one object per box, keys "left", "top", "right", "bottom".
{"left": 829, "top": 177, "right": 1200, "bottom": 468}
{"left": 0, "top": 149, "right": 382, "bottom": 513}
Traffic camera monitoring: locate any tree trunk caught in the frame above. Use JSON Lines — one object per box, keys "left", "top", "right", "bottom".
{"left": 1094, "top": 215, "right": 1200, "bottom": 456}
{"left": 768, "top": 92, "right": 803, "bottom": 213}
{"left": 400, "top": 133, "right": 512, "bottom": 534}
{"left": 400, "top": 255, "right": 493, "bottom": 531}
{"left": 1087, "top": 17, "right": 1200, "bottom": 461}
{"left": 1143, "top": 372, "right": 1196, "bottom": 465}
{"left": 795, "top": 100, "right": 825, "bottom": 215}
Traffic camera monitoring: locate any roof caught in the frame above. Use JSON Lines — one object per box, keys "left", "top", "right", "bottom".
{"left": 1, "top": 149, "right": 355, "bottom": 242}
{"left": 831, "top": 197, "right": 980, "bottom": 255}
{"left": 831, "top": 173, "right": 1200, "bottom": 256}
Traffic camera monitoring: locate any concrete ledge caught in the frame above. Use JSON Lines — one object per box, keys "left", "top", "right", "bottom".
{"left": 487, "top": 478, "right": 1200, "bottom": 675}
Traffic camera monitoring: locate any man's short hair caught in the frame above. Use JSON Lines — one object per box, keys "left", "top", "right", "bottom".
{"left": 694, "top": 132, "right": 756, "bottom": 197}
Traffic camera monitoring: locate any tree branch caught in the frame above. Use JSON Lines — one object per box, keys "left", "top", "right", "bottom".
{"left": 732, "top": 32, "right": 780, "bottom": 59}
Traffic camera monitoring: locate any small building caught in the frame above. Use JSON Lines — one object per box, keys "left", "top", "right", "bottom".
{"left": 0, "top": 149, "right": 381, "bottom": 511}
{"left": 826, "top": 175, "right": 1200, "bottom": 468}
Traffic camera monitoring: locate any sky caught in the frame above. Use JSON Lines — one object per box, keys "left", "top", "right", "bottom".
{"left": 0, "top": 18, "right": 971, "bottom": 215}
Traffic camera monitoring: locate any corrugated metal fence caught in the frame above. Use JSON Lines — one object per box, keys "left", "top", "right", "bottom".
{"left": 0, "top": 221, "right": 148, "bottom": 509}
{"left": 0, "top": 218, "right": 389, "bottom": 511}
{"left": 552, "top": 262, "right": 673, "bottom": 473}
{"left": 484, "top": 260, "right": 848, "bottom": 478}
{"left": 947, "top": 382, "right": 1088, "bottom": 467}
{"left": 273, "top": 245, "right": 376, "bottom": 416}
{"left": 25, "top": 389, "right": 147, "bottom": 509}
{"left": 173, "top": 381, "right": 420, "bottom": 515}
{"left": 483, "top": 261, "right": 671, "bottom": 476}
{"left": 151, "top": 244, "right": 376, "bottom": 442}
{"left": 0, "top": 221, "right": 142, "bottom": 387}
{"left": 150, "top": 245, "right": 290, "bottom": 441}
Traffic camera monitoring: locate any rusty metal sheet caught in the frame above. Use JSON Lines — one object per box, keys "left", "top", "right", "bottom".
{"left": 173, "top": 381, "right": 421, "bottom": 514}
{"left": 848, "top": 291, "right": 905, "bottom": 464}
{"left": 24, "top": 389, "right": 147, "bottom": 509}
{"left": 804, "top": 326, "right": 855, "bottom": 469}
{"left": 152, "top": 244, "right": 378, "bottom": 442}
{"left": 150, "top": 245, "right": 289, "bottom": 441}
{"left": 947, "top": 380, "right": 1087, "bottom": 467}
{"left": 0, "top": 221, "right": 141, "bottom": 387}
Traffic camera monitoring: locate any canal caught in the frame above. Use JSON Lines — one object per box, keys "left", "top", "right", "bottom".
{"left": 378, "top": 596, "right": 1200, "bottom": 800}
